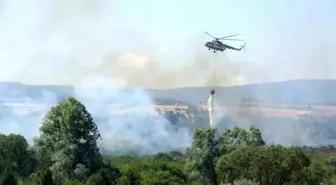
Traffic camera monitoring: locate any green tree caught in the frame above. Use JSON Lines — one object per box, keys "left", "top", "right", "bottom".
{"left": 63, "top": 179, "right": 83, "bottom": 185}
{"left": 223, "top": 178, "right": 258, "bottom": 185}
{"left": 23, "top": 172, "right": 40, "bottom": 185}
{"left": 0, "top": 172, "right": 17, "bottom": 185}
{"left": 218, "top": 127, "right": 265, "bottom": 155}
{"left": 41, "top": 169, "right": 55, "bottom": 185}
{"left": 22, "top": 169, "right": 55, "bottom": 185}
{"left": 85, "top": 167, "right": 121, "bottom": 185}
{"left": 139, "top": 161, "right": 186, "bottom": 185}
{"left": 117, "top": 165, "right": 141, "bottom": 185}
{"left": 118, "top": 157, "right": 186, "bottom": 185}
{"left": 184, "top": 128, "right": 219, "bottom": 185}
{"left": 305, "top": 160, "right": 334, "bottom": 185}
{"left": 0, "top": 133, "right": 36, "bottom": 181}
{"left": 249, "top": 145, "right": 311, "bottom": 185}
{"left": 35, "top": 97, "right": 103, "bottom": 183}
{"left": 216, "top": 146, "right": 257, "bottom": 184}
{"left": 149, "top": 152, "right": 175, "bottom": 162}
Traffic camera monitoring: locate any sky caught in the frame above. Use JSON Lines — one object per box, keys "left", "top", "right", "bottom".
{"left": 0, "top": 0, "right": 336, "bottom": 88}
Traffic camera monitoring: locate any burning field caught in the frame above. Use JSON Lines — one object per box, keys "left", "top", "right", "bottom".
{"left": 3, "top": 102, "right": 336, "bottom": 119}
{"left": 155, "top": 104, "right": 336, "bottom": 118}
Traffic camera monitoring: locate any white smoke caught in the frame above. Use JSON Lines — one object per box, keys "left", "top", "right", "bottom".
{"left": 0, "top": 0, "right": 335, "bottom": 154}
{"left": 74, "top": 75, "right": 192, "bottom": 155}
{"left": 0, "top": 0, "right": 194, "bottom": 154}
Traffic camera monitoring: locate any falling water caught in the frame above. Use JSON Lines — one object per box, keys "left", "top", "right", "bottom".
{"left": 207, "top": 94, "right": 215, "bottom": 127}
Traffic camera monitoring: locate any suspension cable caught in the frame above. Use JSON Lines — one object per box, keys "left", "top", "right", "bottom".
{"left": 213, "top": 52, "right": 217, "bottom": 79}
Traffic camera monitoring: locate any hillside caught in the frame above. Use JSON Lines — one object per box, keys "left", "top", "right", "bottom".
{"left": 149, "top": 79, "right": 336, "bottom": 105}
{"left": 1, "top": 79, "right": 336, "bottom": 105}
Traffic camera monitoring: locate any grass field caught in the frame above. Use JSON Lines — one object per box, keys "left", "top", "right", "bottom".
{"left": 154, "top": 104, "right": 336, "bottom": 118}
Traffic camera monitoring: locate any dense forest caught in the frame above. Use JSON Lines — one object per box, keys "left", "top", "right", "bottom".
{"left": 0, "top": 97, "right": 335, "bottom": 185}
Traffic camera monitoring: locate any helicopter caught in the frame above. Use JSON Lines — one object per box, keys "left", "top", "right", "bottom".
{"left": 204, "top": 32, "right": 246, "bottom": 53}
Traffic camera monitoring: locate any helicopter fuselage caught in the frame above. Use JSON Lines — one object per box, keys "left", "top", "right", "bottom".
{"left": 205, "top": 41, "right": 226, "bottom": 52}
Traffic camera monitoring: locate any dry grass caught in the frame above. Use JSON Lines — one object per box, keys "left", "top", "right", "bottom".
{"left": 154, "top": 104, "right": 336, "bottom": 118}
{"left": 5, "top": 103, "right": 336, "bottom": 118}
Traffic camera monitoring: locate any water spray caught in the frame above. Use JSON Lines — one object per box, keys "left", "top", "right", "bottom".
{"left": 208, "top": 89, "right": 215, "bottom": 127}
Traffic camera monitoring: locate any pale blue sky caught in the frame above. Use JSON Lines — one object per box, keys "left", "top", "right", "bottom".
{"left": 112, "top": 0, "right": 336, "bottom": 63}
{"left": 110, "top": 0, "right": 336, "bottom": 81}
{"left": 0, "top": 0, "right": 336, "bottom": 86}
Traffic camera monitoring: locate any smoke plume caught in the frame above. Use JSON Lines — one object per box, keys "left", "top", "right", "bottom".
{"left": 0, "top": 0, "right": 335, "bottom": 155}
{"left": 0, "top": 0, "right": 249, "bottom": 154}
{"left": 73, "top": 75, "right": 192, "bottom": 155}
{"left": 0, "top": 0, "right": 249, "bottom": 88}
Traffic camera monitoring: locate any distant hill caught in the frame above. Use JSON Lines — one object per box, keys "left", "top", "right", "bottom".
{"left": 0, "top": 83, "right": 73, "bottom": 103}
{"left": 1, "top": 79, "right": 336, "bottom": 105}
{"left": 152, "top": 97, "right": 192, "bottom": 106}
{"left": 147, "top": 79, "right": 336, "bottom": 105}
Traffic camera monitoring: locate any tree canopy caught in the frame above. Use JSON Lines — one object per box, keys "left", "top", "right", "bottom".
{"left": 34, "top": 97, "right": 103, "bottom": 183}
{"left": 0, "top": 97, "right": 335, "bottom": 184}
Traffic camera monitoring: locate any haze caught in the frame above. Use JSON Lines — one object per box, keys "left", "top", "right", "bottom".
{"left": 0, "top": 0, "right": 335, "bottom": 89}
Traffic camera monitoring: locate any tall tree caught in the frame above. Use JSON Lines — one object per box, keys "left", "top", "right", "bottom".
{"left": 35, "top": 97, "right": 103, "bottom": 182}
{"left": 185, "top": 128, "right": 219, "bottom": 185}
{"left": 218, "top": 127, "right": 265, "bottom": 155}
{"left": 85, "top": 167, "right": 121, "bottom": 185}
{"left": 0, "top": 172, "right": 17, "bottom": 185}
{"left": 0, "top": 134, "right": 33, "bottom": 177}
{"left": 249, "top": 145, "right": 312, "bottom": 185}
{"left": 216, "top": 146, "right": 258, "bottom": 184}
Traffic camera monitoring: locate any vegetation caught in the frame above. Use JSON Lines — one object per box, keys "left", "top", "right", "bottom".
{"left": 0, "top": 97, "right": 335, "bottom": 184}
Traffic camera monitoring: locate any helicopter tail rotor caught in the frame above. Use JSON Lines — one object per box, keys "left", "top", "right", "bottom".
{"left": 241, "top": 42, "right": 246, "bottom": 52}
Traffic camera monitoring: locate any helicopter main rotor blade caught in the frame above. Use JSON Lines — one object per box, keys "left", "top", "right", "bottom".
{"left": 220, "top": 38, "right": 244, "bottom": 41}
{"left": 204, "top": 32, "right": 216, "bottom": 39}
{"left": 219, "top": 34, "right": 239, "bottom": 39}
